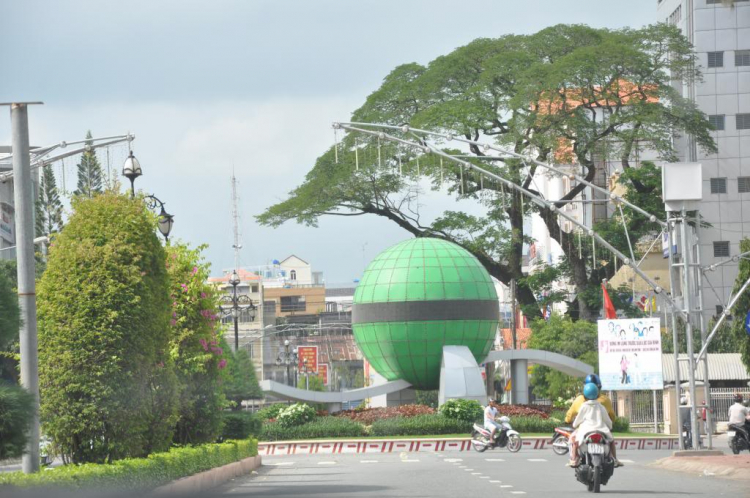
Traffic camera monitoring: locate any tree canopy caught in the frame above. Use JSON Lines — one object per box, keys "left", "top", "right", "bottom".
{"left": 74, "top": 131, "right": 104, "bottom": 199}
{"left": 260, "top": 23, "right": 715, "bottom": 321}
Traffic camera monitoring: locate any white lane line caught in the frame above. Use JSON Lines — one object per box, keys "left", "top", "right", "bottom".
{"left": 500, "top": 485, "right": 513, "bottom": 488}
{"left": 360, "top": 460, "right": 379, "bottom": 464}
{"left": 464, "top": 468, "right": 475, "bottom": 471}
{"left": 402, "top": 459, "right": 420, "bottom": 463}
{"left": 265, "top": 462, "right": 294, "bottom": 466}
{"left": 459, "top": 466, "right": 467, "bottom": 468}
{"left": 445, "top": 458, "right": 463, "bottom": 463}
{"left": 620, "top": 459, "right": 635, "bottom": 463}
{"left": 479, "top": 476, "right": 490, "bottom": 479}
{"left": 471, "top": 472, "right": 482, "bottom": 475}
{"left": 318, "top": 461, "right": 336, "bottom": 465}
{"left": 490, "top": 480, "right": 502, "bottom": 483}
{"left": 511, "top": 492, "right": 526, "bottom": 495}
{"left": 527, "top": 458, "right": 547, "bottom": 462}
{"left": 485, "top": 458, "right": 505, "bottom": 462}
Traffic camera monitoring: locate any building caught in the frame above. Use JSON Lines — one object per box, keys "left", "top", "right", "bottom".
{"left": 656, "top": 0, "right": 750, "bottom": 324}
{"left": 0, "top": 146, "right": 40, "bottom": 261}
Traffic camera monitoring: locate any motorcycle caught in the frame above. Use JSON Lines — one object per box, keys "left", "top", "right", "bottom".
{"left": 551, "top": 426, "right": 573, "bottom": 456}
{"left": 471, "top": 416, "right": 522, "bottom": 453}
{"left": 573, "top": 431, "right": 615, "bottom": 494}
{"left": 728, "top": 422, "right": 750, "bottom": 454}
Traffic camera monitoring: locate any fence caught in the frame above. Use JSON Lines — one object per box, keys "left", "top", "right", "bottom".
{"left": 710, "top": 387, "right": 750, "bottom": 422}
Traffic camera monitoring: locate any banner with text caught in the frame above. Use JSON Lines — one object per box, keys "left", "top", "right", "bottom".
{"left": 318, "top": 363, "right": 329, "bottom": 385}
{"left": 598, "top": 318, "right": 663, "bottom": 390}
{"left": 297, "top": 346, "right": 318, "bottom": 373}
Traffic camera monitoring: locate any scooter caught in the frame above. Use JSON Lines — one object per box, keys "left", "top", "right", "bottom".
{"left": 552, "top": 426, "right": 573, "bottom": 456}
{"left": 728, "top": 422, "right": 750, "bottom": 454}
{"left": 573, "top": 431, "right": 615, "bottom": 493}
{"left": 471, "top": 416, "right": 522, "bottom": 453}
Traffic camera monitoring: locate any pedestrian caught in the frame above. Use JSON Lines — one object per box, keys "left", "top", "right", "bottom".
{"left": 700, "top": 401, "right": 713, "bottom": 435}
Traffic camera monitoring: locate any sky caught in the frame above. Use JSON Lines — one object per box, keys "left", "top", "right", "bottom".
{"left": 0, "top": 0, "right": 660, "bottom": 284}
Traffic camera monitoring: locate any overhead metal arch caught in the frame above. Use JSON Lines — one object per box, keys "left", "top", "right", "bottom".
{"left": 484, "top": 348, "right": 594, "bottom": 378}
{"left": 259, "top": 379, "right": 412, "bottom": 404}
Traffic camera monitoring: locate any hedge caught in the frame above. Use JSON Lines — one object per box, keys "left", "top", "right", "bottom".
{"left": 0, "top": 439, "right": 257, "bottom": 491}
{"left": 370, "top": 414, "right": 473, "bottom": 437}
{"left": 261, "top": 416, "right": 367, "bottom": 441}
{"left": 220, "top": 412, "right": 262, "bottom": 441}
{"left": 0, "top": 384, "right": 35, "bottom": 460}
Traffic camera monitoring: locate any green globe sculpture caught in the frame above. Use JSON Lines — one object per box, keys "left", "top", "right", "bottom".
{"left": 352, "top": 238, "right": 499, "bottom": 390}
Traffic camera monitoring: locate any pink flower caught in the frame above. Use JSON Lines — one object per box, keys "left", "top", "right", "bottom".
{"left": 192, "top": 266, "right": 199, "bottom": 275}
{"left": 200, "top": 292, "right": 207, "bottom": 299}
{"left": 218, "top": 359, "right": 227, "bottom": 369}
{"left": 199, "top": 338, "right": 208, "bottom": 351}
{"left": 170, "top": 319, "right": 177, "bottom": 327}
{"left": 180, "top": 283, "right": 188, "bottom": 292}
{"left": 172, "top": 311, "right": 177, "bottom": 318}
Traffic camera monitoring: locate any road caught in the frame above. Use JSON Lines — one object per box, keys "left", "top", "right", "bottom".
{"left": 214, "top": 448, "right": 745, "bottom": 497}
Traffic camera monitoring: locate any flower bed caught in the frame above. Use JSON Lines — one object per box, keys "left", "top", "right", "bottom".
{"left": 0, "top": 439, "right": 257, "bottom": 491}
{"left": 261, "top": 416, "right": 367, "bottom": 441}
{"left": 370, "top": 414, "right": 473, "bottom": 437}
{"left": 334, "top": 404, "right": 435, "bottom": 425}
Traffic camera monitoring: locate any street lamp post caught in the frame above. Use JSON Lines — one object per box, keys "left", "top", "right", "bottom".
{"left": 275, "top": 339, "right": 298, "bottom": 387}
{"left": 122, "top": 150, "right": 142, "bottom": 197}
{"left": 121, "top": 157, "right": 175, "bottom": 242}
{"left": 301, "top": 357, "right": 316, "bottom": 390}
{"left": 219, "top": 269, "right": 256, "bottom": 351}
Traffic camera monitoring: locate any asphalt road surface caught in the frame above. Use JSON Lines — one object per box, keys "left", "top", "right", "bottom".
{"left": 213, "top": 448, "right": 746, "bottom": 498}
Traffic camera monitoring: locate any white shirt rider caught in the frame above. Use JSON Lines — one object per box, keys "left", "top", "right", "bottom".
{"left": 484, "top": 403, "right": 502, "bottom": 441}
{"left": 728, "top": 401, "right": 749, "bottom": 426}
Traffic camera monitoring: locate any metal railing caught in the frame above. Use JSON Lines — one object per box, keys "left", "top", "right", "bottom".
{"left": 710, "top": 388, "right": 750, "bottom": 422}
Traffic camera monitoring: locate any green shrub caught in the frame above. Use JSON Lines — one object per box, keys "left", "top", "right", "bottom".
{"left": 0, "top": 439, "right": 257, "bottom": 491}
{"left": 370, "top": 414, "right": 472, "bottom": 437}
{"left": 438, "top": 399, "right": 483, "bottom": 423}
{"left": 256, "top": 403, "right": 288, "bottom": 421}
{"left": 613, "top": 417, "right": 629, "bottom": 433}
{"left": 260, "top": 417, "right": 366, "bottom": 441}
{"left": 220, "top": 412, "right": 261, "bottom": 441}
{"left": 276, "top": 403, "right": 316, "bottom": 428}
{"left": 0, "top": 384, "right": 35, "bottom": 459}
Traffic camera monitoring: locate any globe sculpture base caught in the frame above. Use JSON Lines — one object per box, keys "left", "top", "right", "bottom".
{"left": 438, "top": 345, "right": 488, "bottom": 406}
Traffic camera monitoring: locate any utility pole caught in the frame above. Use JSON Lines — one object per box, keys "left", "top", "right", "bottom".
{"left": 6, "top": 102, "right": 43, "bottom": 473}
{"left": 510, "top": 278, "right": 517, "bottom": 350}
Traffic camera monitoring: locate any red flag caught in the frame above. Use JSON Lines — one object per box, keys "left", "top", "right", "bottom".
{"left": 602, "top": 283, "right": 617, "bottom": 319}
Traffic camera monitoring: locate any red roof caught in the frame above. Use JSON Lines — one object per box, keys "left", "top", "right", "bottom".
{"left": 208, "top": 268, "right": 262, "bottom": 284}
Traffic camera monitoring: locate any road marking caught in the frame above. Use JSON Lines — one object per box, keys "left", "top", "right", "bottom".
{"left": 620, "top": 459, "right": 634, "bottom": 463}
{"left": 318, "top": 461, "right": 336, "bottom": 465}
{"left": 402, "top": 459, "right": 420, "bottom": 463}
{"left": 527, "top": 458, "right": 547, "bottom": 462}
{"left": 471, "top": 472, "right": 482, "bottom": 475}
{"left": 459, "top": 465, "right": 467, "bottom": 468}
{"left": 265, "top": 462, "right": 293, "bottom": 466}
{"left": 490, "top": 480, "right": 502, "bottom": 483}
{"left": 360, "top": 460, "right": 378, "bottom": 464}
{"left": 444, "top": 458, "right": 463, "bottom": 463}
{"left": 500, "top": 485, "right": 513, "bottom": 488}
{"left": 464, "top": 468, "right": 475, "bottom": 471}
{"left": 485, "top": 458, "right": 505, "bottom": 462}
{"left": 479, "top": 476, "right": 490, "bottom": 479}
{"left": 511, "top": 492, "right": 526, "bottom": 495}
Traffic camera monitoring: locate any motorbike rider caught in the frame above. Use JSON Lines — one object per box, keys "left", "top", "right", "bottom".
{"left": 568, "top": 383, "right": 613, "bottom": 468}
{"left": 565, "top": 374, "right": 622, "bottom": 467}
{"left": 484, "top": 399, "right": 502, "bottom": 444}
{"left": 728, "top": 393, "right": 750, "bottom": 431}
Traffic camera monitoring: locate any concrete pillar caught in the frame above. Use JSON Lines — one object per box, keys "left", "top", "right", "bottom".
{"left": 511, "top": 359, "right": 529, "bottom": 405}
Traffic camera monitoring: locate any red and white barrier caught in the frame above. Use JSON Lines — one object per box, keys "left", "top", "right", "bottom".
{"left": 259, "top": 437, "right": 679, "bottom": 456}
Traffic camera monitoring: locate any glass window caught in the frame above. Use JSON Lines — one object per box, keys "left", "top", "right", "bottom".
{"left": 736, "top": 50, "right": 750, "bottom": 67}
{"left": 738, "top": 177, "right": 750, "bottom": 193}
{"left": 707, "top": 51, "right": 724, "bottom": 68}
{"left": 710, "top": 177, "right": 727, "bottom": 194}
{"left": 708, "top": 115, "right": 725, "bottom": 131}
{"left": 737, "top": 114, "right": 750, "bottom": 130}
{"left": 280, "top": 295, "right": 306, "bottom": 312}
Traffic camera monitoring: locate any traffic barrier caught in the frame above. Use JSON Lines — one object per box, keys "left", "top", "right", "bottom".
{"left": 259, "top": 437, "right": 679, "bottom": 456}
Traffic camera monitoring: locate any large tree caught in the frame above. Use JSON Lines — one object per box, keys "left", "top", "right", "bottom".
{"left": 38, "top": 192, "right": 176, "bottom": 463}
{"left": 260, "top": 24, "right": 715, "bottom": 321}
{"left": 729, "top": 238, "right": 750, "bottom": 373}
{"left": 36, "top": 164, "right": 64, "bottom": 238}
{"left": 74, "top": 131, "right": 104, "bottom": 198}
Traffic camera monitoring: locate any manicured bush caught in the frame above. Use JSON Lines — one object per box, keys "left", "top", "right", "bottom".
{"left": 334, "top": 404, "right": 434, "bottom": 425}
{"left": 260, "top": 417, "right": 366, "bottom": 441}
{"left": 220, "top": 412, "right": 261, "bottom": 441}
{"left": 370, "top": 414, "right": 473, "bottom": 437}
{"left": 0, "top": 384, "right": 35, "bottom": 459}
{"left": 0, "top": 439, "right": 258, "bottom": 491}
{"left": 438, "top": 399, "right": 483, "bottom": 423}
{"left": 38, "top": 192, "right": 176, "bottom": 463}
{"left": 256, "top": 403, "right": 288, "bottom": 421}
{"left": 613, "top": 416, "right": 629, "bottom": 433}
{"left": 277, "top": 403, "right": 316, "bottom": 428}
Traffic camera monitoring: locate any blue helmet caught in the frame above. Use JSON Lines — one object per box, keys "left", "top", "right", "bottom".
{"left": 583, "top": 383, "right": 599, "bottom": 401}
{"left": 584, "top": 374, "right": 602, "bottom": 389}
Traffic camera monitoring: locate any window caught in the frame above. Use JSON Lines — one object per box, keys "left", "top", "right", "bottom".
{"left": 708, "top": 114, "right": 725, "bottom": 131}
{"left": 251, "top": 284, "right": 258, "bottom": 293}
{"left": 736, "top": 50, "right": 750, "bottom": 67}
{"left": 707, "top": 51, "right": 724, "bottom": 68}
{"left": 668, "top": 5, "right": 682, "bottom": 25}
{"left": 280, "top": 295, "right": 306, "bottom": 312}
{"left": 713, "top": 241, "right": 730, "bottom": 258}
{"left": 737, "top": 114, "right": 750, "bottom": 130}
{"left": 290, "top": 269, "right": 297, "bottom": 281}
{"left": 710, "top": 177, "right": 727, "bottom": 194}
{"left": 739, "top": 177, "right": 750, "bottom": 193}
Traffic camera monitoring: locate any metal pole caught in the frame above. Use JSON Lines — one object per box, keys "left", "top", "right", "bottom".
{"left": 666, "top": 218, "right": 684, "bottom": 447}
{"left": 679, "top": 209, "right": 700, "bottom": 450}
{"left": 694, "top": 229, "right": 713, "bottom": 448}
{"left": 233, "top": 283, "right": 239, "bottom": 351}
{"left": 653, "top": 389, "right": 659, "bottom": 433}
{"left": 11, "top": 104, "right": 40, "bottom": 473}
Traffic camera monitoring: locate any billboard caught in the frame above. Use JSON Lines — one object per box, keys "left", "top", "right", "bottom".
{"left": 598, "top": 318, "right": 663, "bottom": 390}
{"left": 297, "top": 346, "right": 318, "bottom": 373}
{"left": 317, "top": 363, "right": 329, "bottom": 386}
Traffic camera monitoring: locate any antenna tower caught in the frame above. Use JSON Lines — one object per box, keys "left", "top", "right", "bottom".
{"left": 231, "top": 172, "right": 242, "bottom": 270}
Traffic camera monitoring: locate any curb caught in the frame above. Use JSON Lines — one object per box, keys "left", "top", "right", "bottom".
{"left": 151, "top": 455, "right": 262, "bottom": 495}
{"left": 259, "top": 437, "right": 679, "bottom": 456}
{"left": 651, "top": 456, "right": 750, "bottom": 481}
